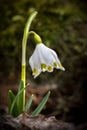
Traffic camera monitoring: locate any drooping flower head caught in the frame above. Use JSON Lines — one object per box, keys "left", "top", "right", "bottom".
{"left": 29, "top": 42, "right": 65, "bottom": 78}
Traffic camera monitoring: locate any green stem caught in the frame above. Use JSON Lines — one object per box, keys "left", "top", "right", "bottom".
{"left": 21, "top": 11, "right": 37, "bottom": 110}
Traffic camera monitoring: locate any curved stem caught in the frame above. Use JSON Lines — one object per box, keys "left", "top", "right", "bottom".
{"left": 21, "top": 11, "right": 37, "bottom": 110}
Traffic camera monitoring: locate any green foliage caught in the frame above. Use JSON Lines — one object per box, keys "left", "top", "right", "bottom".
{"left": 8, "top": 90, "right": 18, "bottom": 117}
{"left": 25, "top": 95, "right": 33, "bottom": 112}
{"left": 8, "top": 80, "right": 25, "bottom": 117}
{"left": 32, "top": 91, "right": 50, "bottom": 116}
{"left": 8, "top": 80, "right": 50, "bottom": 117}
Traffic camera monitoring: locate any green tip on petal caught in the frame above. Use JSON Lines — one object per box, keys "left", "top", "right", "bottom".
{"left": 53, "top": 62, "right": 58, "bottom": 68}
{"left": 47, "top": 66, "right": 53, "bottom": 72}
{"left": 54, "top": 62, "right": 65, "bottom": 71}
{"left": 41, "top": 63, "right": 47, "bottom": 72}
{"left": 59, "top": 63, "right": 65, "bottom": 71}
{"left": 33, "top": 68, "right": 38, "bottom": 76}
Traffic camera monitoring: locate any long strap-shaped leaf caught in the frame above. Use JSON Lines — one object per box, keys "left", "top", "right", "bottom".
{"left": 10, "top": 81, "right": 28, "bottom": 115}
{"left": 32, "top": 91, "right": 50, "bottom": 116}
{"left": 8, "top": 90, "right": 19, "bottom": 117}
{"left": 24, "top": 94, "right": 33, "bottom": 112}
{"left": 8, "top": 90, "right": 15, "bottom": 113}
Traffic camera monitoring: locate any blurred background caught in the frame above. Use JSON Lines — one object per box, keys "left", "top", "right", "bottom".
{"left": 0, "top": 0, "right": 87, "bottom": 129}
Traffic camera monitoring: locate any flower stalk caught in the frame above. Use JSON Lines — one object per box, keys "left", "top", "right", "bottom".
{"left": 21, "top": 11, "right": 37, "bottom": 110}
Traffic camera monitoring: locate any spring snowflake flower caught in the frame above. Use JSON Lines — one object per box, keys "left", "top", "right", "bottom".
{"left": 29, "top": 43, "right": 65, "bottom": 78}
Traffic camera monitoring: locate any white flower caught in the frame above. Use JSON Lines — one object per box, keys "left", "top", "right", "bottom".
{"left": 29, "top": 43, "right": 65, "bottom": 78}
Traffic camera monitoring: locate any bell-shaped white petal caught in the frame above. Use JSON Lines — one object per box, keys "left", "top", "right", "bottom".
{"left": 29, "top": 43, "right": 65, "bottom": 78}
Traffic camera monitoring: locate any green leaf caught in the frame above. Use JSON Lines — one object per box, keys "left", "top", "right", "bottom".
{"left": 17, "top": 80, "right": 24, "bottom": 114}
{"left": 10, "top": 83, "right": 27, "bottom": 116}
{"left": 25, "top": 94, "right": 33, "bottom": 112}
{"left": 8, "top": 90, "right": 18, "bottom": 117}
{"left": 8, "top": 90, "right": 15, "bottom": 114}
{"left": 32, "top": 91, "right": 50, "bottom": 116}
